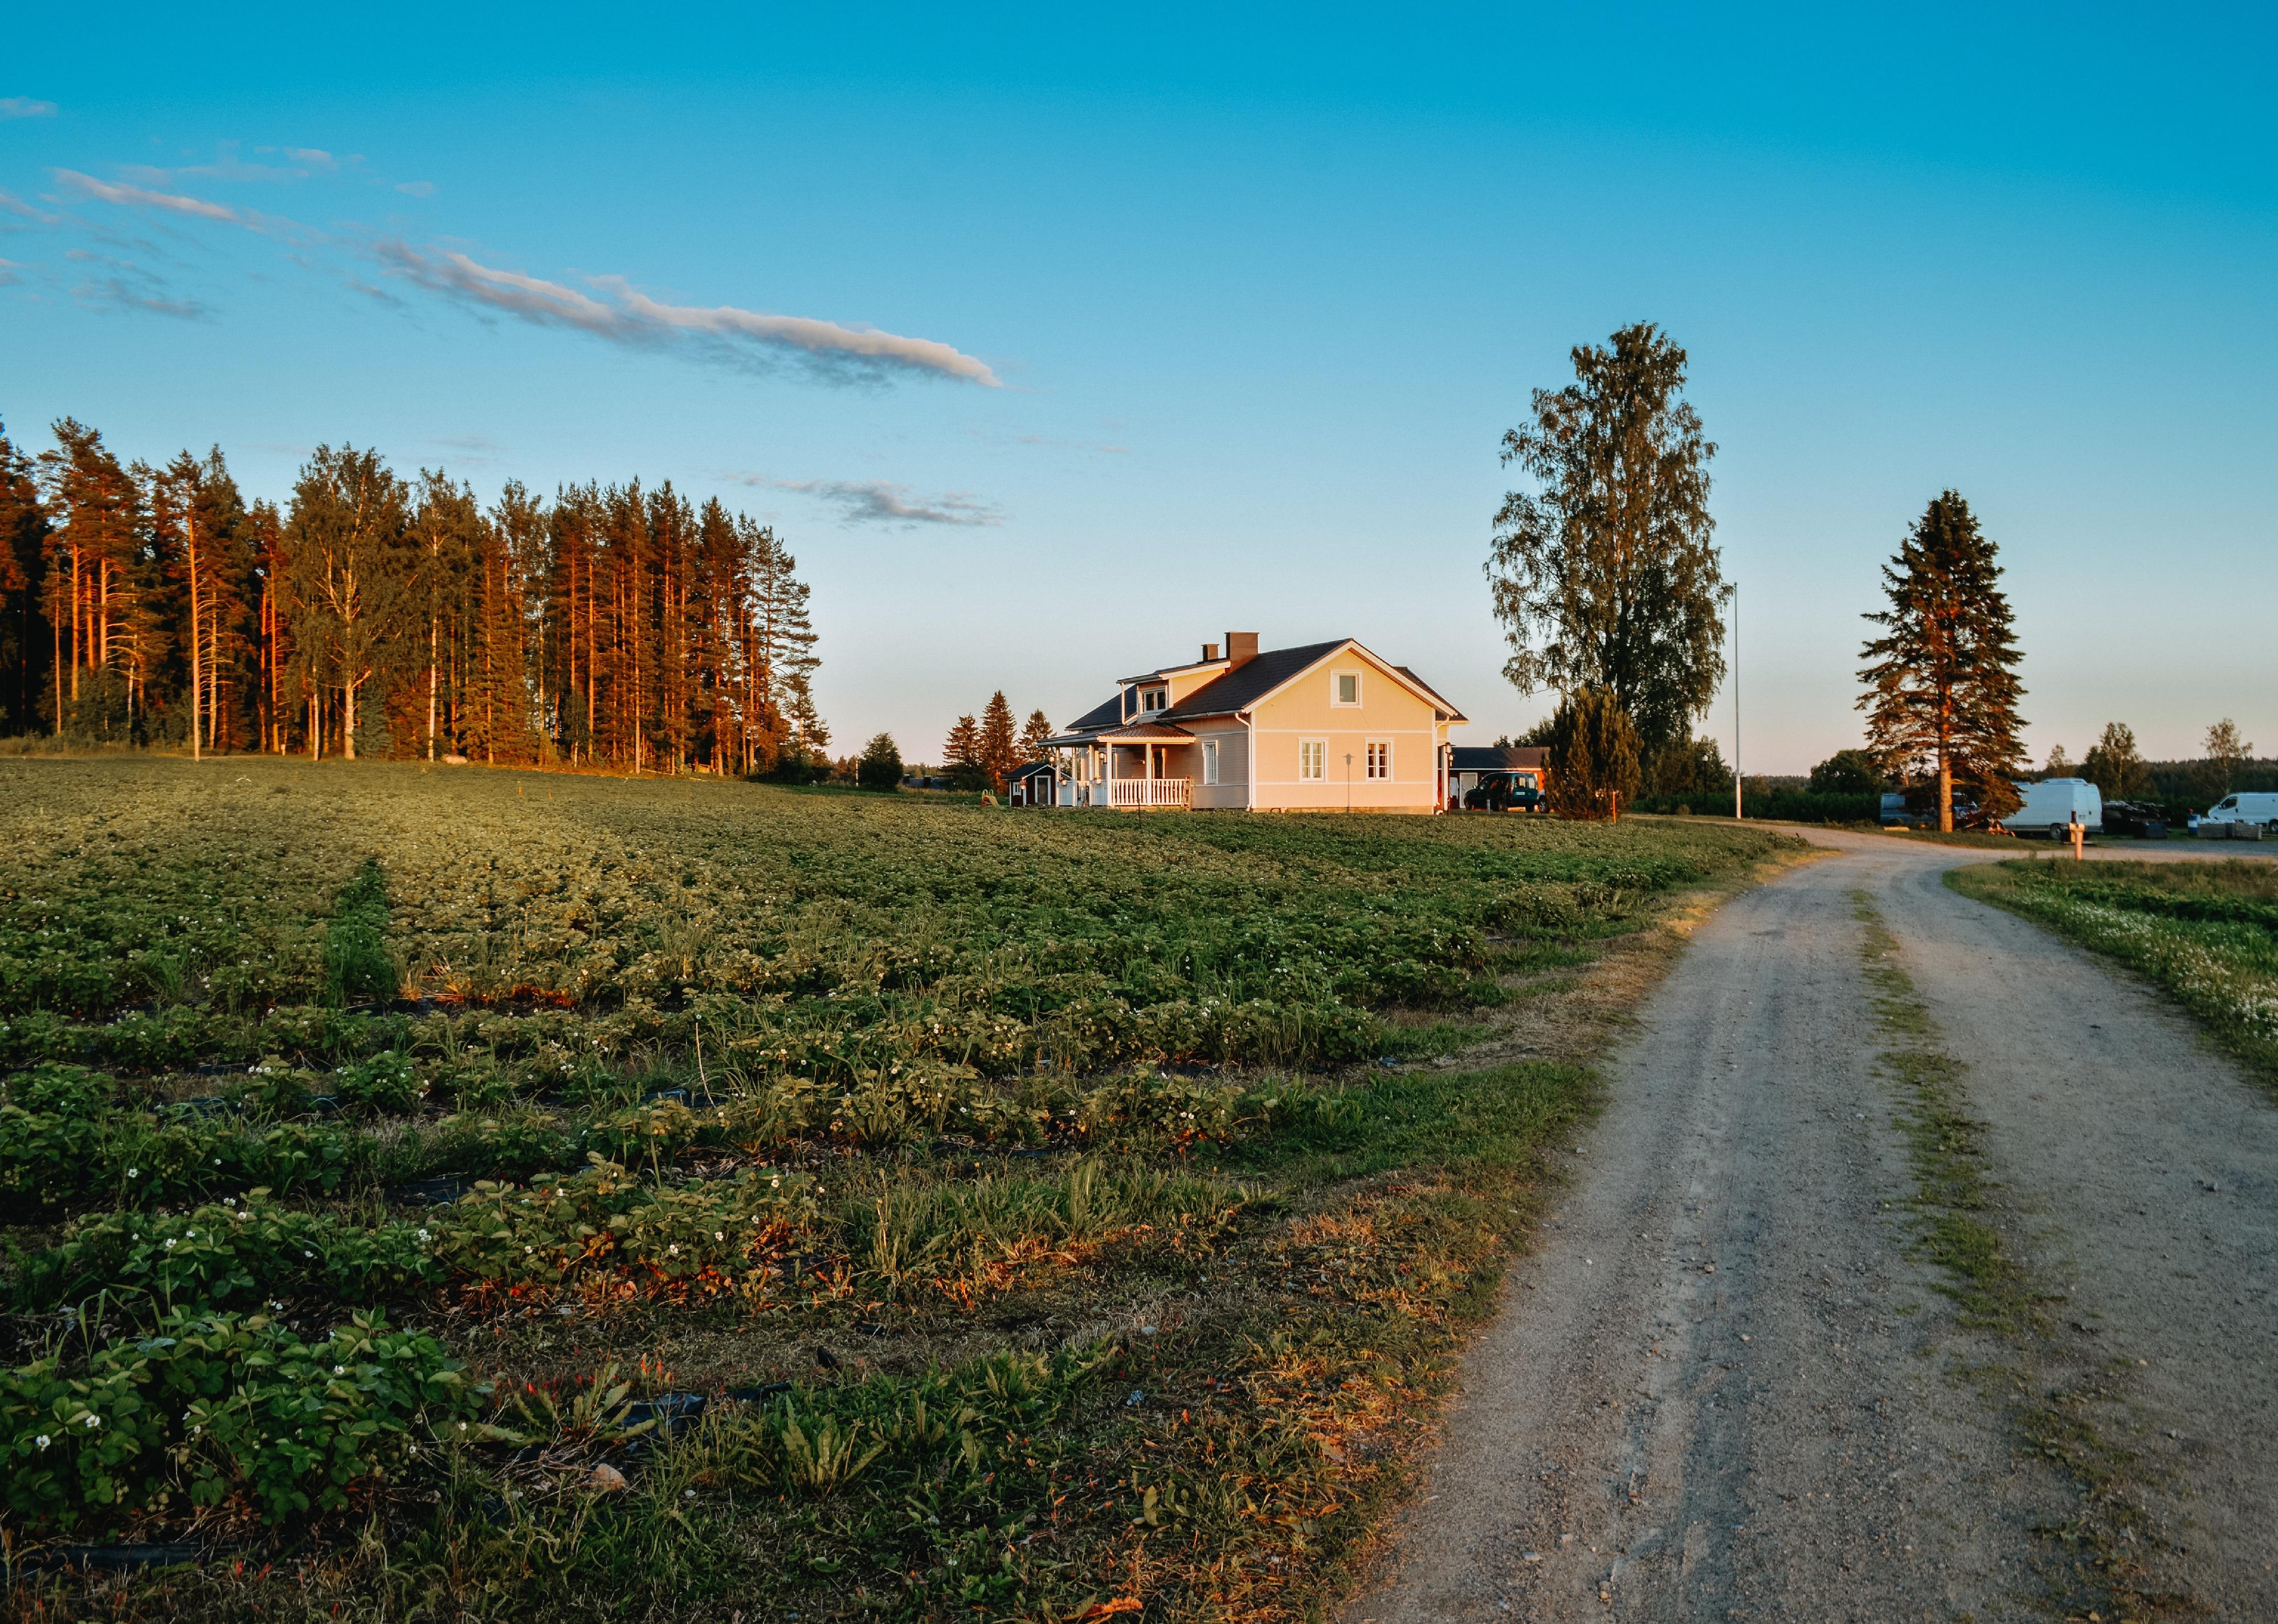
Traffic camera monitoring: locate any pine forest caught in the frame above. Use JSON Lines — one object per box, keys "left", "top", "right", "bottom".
{"left": 0, "top": 417, "right": 826, "bottom": 774}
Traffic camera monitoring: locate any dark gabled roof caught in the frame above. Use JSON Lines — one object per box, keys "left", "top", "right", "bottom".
{"left": 1451, "top": 745, "right": 1547, "bottom": 772}
{"left": 1157, "top": 640, "right": 1348, "bottom": 720}
{"left": 1395, "top": 666, "right": 1465, "bottom": 720}
{"left": 1063, "top": 694, "right": 1124, "bottom": 733}
{"left": 1011, "top": 760, "right": 1056, "bottom": 779}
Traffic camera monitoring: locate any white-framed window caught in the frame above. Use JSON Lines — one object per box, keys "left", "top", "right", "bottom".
{"left": 1299, "top": 740, "right": 1325, "bottom": 781}
{"left": 1202, "top": 740, "right": 1220, "bottom": 785}
{"left": 1332, "top": 671, "right": 1361, "bottom": 707}
{"left": 1366, "top": 741, "right": 1391, "bottom": 780}
{"left": 1142, "top": 686, "right": 1167, "bottom": 712}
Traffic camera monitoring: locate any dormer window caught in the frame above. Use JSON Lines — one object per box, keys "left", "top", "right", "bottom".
{"left": 1141, "top": 686, "right": 1167, "bottom": 712}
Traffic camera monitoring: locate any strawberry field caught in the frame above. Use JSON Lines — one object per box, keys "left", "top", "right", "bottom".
{"left": 0, "top": 756, "right": 1783, "bottom": 1622}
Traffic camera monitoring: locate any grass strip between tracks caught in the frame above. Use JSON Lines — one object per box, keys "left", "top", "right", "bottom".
{"left": 1850, "top": 890, "right": 2189, "bottom": 1623}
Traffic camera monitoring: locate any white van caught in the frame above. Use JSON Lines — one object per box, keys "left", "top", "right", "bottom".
{"left": 2008, "top": 778, "right": 2103, "bottom": 839}
{"left": 2202, "top": 792, "right": 2278, "bottom": 832}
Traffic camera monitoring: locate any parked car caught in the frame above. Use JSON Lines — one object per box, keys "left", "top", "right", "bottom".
{"left": 2007, "top": 778, "right": 2103, "bottom": 839}
{"left": 2201, "top": 791, "right": 2278, "bottom": 833}
{"left": 2100, "top": 799, "right": 2168, "bottom": 839}
{"left": 1880, "top": 789, "right": 1980, "bottom": 829}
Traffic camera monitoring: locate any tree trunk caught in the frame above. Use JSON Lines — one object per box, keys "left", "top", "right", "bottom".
{"left": 187, "top": 514, "right": 203, "bottom": 761}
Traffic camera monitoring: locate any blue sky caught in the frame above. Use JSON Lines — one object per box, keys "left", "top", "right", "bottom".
{"left": 5, "top": 4, "right": 2273, "bottom": 771}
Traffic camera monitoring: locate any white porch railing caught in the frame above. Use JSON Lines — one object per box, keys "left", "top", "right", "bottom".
{"left": 1106, "top": 777, "right": 1192, "bottom": 809}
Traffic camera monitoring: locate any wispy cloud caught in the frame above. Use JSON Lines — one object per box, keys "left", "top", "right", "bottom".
{"left": 733, "top": 473, "right": 1004, "bottom": 529}
{"left": 427, "top": 432, "right": 501, "bottom": 465}
{"left": 0, "top": 187, "right": 60, "bottom": 226}
{"left": 395, "top": 180, "right": 435, "bottom": 198}
{"left": 55, "top": 169, "right": 244, "bottom": 223}
{"left": 62, "top": 247, "right": 209, "bottom": 319}
{"left": 1, "top": 97, "right": 57, "bottom": 120}
{"left": 121, "top": 143, "right": 337, "bottom": 186}
{"left": 0, "top": 258, "right": 23, "bottom": 287}
{"left": 374, "top": 240, "right": 1000, "bottom": 387}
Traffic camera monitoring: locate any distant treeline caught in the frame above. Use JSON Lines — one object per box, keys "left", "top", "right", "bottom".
{"left": 1634, "top": 759, "right": 2278, "bottom": 825}
{"left": 2144, "top": 758, "right": 2278, "bottom": 805}
{"left": 0, "top": 417, "right": 823, "bottom": 773}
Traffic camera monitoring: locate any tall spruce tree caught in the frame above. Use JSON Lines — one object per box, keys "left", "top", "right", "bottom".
{"left": 1488, "top": 322, "right": 1728, "bottom": 760}
{"left": 978, "top": 691, "right": 1017, "bottom": 793}
{"left": 1018, "top": 708, "right": 1054, "bottom": 762}
{"left": 945, "top": 713, "right": 983, "bottom": 785}
{"left": 1858, "top": 491, "right": 2027, "bottom": 830}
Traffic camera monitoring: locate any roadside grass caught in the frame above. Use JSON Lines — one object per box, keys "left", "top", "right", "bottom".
{"left": 1850, "top": 890, "right": 2187, "bottom": 1622}
{"left": 1948, "top": 858, "right": 2278, "bottom": 1089}
{"left": 0, "top": 758, "right": 1791, "bottom": 1622}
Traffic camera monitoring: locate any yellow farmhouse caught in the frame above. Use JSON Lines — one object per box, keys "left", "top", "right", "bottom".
{"left": 1039, "top": 631, "right": 1467, "bottom": 812}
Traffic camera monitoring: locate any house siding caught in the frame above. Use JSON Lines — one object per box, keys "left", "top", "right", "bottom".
{"left": 1189, "top": 723, "right": 1250, "bottom": 810}
{"left": 1246, "top": 651, "right": 1444, "bottom": 813}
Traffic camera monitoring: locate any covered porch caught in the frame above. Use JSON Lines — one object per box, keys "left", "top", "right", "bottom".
{"left": 1042, "top": 721, "right": 1198, "bottom": 810}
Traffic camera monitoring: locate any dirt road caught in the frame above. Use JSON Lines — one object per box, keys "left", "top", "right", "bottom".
{"left": 1352, "top": 830, "right": 2278, "bottom": 1623}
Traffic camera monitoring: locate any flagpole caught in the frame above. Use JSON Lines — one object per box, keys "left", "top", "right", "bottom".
{"left": 1733, "top": 583, "right": 1742, "bottom": 821}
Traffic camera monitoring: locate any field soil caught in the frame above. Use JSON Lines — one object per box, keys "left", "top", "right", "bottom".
{"left": 1352, "top": 827, "right": 2278, "bottom": 1623}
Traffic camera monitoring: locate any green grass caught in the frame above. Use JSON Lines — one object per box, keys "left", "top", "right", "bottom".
{"left": 0, "top": 756, "right": 1789, "bottom": 1622}
{"left": 1949, "top": 858, "right": 2278, "bottom": 1087}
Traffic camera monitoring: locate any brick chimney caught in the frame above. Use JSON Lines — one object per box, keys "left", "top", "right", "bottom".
{"left": 1224, "top": 631, "right": 1259, "bottom": 668}
{"left": 1201, "top": 642, "right": 1220, "bottom": 663}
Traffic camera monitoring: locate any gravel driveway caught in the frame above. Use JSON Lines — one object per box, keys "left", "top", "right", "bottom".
{"left": 1350, "top": 829, "right": 2278, "bottom": 1622}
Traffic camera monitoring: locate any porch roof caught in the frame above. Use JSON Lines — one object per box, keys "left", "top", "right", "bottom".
{"left": 1082, "top": 721, "right": 1197, "bottom": 744}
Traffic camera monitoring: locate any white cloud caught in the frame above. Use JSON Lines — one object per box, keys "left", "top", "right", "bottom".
{"left": 54, "top": 169, "right": 243, "bottom": 223}
{"left": 733, "top": 473, "right": 1004, "bottom": 529}
{"left": 0, "top": 97, "right": 57, "bottom": 119}
{"left": 373, "top": 240, "right": 1000, "bottom": 386}
{"left": 594, "top": 277, "right": 1001, "bottom": 387}
{"left": 284, "top": 148, "right": 336, "bottom": 169}
{"left": 395, "top": 180, "right": 435, "bottom": 197}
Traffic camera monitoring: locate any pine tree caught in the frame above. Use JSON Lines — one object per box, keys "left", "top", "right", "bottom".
{"left": 1545, "top": 687, "right": 1640, "bottom": 822}
{"left": 38, "top": 420, "right": 148, "bottom": 738}
{"left": 0, "top": 420, "right": 50, "bottom": 735}
{"left": 282, "top": 446, "right": 413, "bottom": 760}
{"left": 0, "top": 418, "right": 826, "bottom": 767}
{"left": 411, "top": 469, "right": 485, "bottom": 760}
{"left": 1018, "top": 708, "right": 1054, "bottom": 762}
{"left": 147, "top": 448, "right": 252, "bottom": 759}
{"left": 978, "top": 691, "right": 1017, "bottom": 792}
{"left": 1857, "top": 491, "right": 2027, "bottom": 830}
{"left": 945, "top": 713, "right": 983, "bottom": 786}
